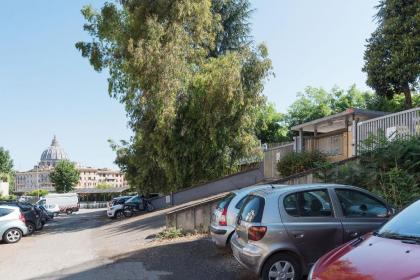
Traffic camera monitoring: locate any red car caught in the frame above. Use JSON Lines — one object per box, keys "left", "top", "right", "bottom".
{"left": 309, "top": 199, "right": 420, "bottom": 280}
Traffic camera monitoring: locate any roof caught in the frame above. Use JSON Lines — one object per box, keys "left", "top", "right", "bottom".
{"left": 75, "top": 187, "right": 130, "bottom": 194}
{"left": 291, "top": 108, "right": 388, "bottom": 133}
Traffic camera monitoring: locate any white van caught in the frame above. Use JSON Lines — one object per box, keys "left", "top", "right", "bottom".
{"left": 38, "top": 193, "right": 79, "bottom": 214}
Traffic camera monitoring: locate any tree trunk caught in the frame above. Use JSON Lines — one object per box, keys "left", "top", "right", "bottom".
{"left": 402, "top": 83, "right": 412, "bottom": 109}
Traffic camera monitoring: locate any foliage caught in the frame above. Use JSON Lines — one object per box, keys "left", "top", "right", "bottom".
{"left": 78, "top": 0, "right": 272, "bottom": 194}
{"left": 325, "top": 136, "right": 420, "bottom": 208}
{"left": 49, "top": 160, "right": 80, "bottom": 193}
{"left": 0, "top": 194, "right": 16, "bottom": 201}
{"left": 156, "top": 227, "right": 185, "bottom": 240}
{"left": 255, "top": 102, "right": 289, "bottom": 144}
{"left": 363, "top": 0, "right": 420, "bottom": 109}
{"left": 286, "top": 85, "right": 374, "bottom": 129}
{"left": 26, "top": 189, "right": 49, "bottom": 197}
{"left": 277, "top": 151, "right": 328, "bottom": 177}
{"left": 96, "top": 182, "right": 112, "bottom": 189}
{"left": 366, "top": 92, "right": 420, "bottom": 113}
{"left": 0, "top": 147, "right": 14, "bottom": 175}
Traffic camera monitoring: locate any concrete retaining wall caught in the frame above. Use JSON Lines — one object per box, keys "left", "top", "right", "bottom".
{"left": 150, "top": 164, "right": 264, "bottom": 210}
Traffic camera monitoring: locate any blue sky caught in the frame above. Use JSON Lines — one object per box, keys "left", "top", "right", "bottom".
{"left": 0, "top": 0, "right": 379, "bottom": 171}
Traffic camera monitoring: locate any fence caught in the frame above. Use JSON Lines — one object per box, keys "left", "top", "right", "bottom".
{"left": 263, "top": 143, "right": 294, "bottom": 179}
{"left": 357, "top": 107, "right": 420, "bottom": 152}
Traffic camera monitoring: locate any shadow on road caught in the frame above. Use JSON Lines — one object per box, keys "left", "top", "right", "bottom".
{"left": 34, "top": 238, "right": 258, "bottom": 280}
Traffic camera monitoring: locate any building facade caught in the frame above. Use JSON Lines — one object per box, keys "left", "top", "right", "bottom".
{"left": 14, "top": 136, "right": 128, "bottom": 193}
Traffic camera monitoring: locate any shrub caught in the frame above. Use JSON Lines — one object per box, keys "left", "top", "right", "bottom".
{"left": 277, "top": 150, "right": 328, "bottom": 177}
{"left": 156, "top": 227, "right": 185, "bottom": 240}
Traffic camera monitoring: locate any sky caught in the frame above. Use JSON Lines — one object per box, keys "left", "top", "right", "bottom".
{"left": 0, "top": 0, "right": 379, "bottom": 171}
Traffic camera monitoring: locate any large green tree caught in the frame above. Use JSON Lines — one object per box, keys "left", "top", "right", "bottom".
{"left": 49, "top": 160, "right": 80, "bottom": 193}
{"left": 255, "top": 102, "right": 289, "bottom": 144}
{"left": 78, "top": 0, "right": 271, "bottom": 193}
{"left": 363, "top": 0, "right": 420, "bottom": 109}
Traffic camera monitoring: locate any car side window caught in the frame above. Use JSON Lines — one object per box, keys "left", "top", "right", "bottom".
{"left": 0, "top": 208, "right": 13, "bottom": 217}
{"left": 283, "top": 189, "right": 332, "bottom": 217}
{"left": 335, "top": 189, "right": 388, "bottom": 218}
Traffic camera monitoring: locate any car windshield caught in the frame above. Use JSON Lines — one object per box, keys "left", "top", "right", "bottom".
{"left": 377, "top": 200, "right": 420, "bottom": 242}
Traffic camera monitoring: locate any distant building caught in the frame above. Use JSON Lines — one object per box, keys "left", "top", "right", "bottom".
{"left": 14, "top": 136, "right": 128, "bottom": 193}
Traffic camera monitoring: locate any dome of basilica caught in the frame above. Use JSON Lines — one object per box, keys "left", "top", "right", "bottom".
{"left": 39, "top": 136, "right": 68, "bottom": 167}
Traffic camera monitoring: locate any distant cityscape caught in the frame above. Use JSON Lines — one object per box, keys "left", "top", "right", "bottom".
{"left": 14, "top": 136, "right": 128, "bottom": 193}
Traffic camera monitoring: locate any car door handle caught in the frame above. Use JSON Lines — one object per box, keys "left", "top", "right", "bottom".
{"left": 347, "top": 231, "right": 359, "bottom": 238}
{"left": 291, "top": 231, "right": 305, "bottom": 239}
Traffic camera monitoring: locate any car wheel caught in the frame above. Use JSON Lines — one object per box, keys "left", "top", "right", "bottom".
{"left": 123, "top": 207, "right": 133, "bottom": 218}
{"left": 115, "top": 210, "right": 124, "bottom": 219}
{"left": 26, "top": 222, "right": 35, "bottom": 235}
{"left": 261, "top": 253, "right": 301, "bottom": 280}
{"left": 3, "top": 228, "right": 23, "bottom": 244}
{"left": 54, "top": 213, "right": 59, "bottom": 217}
{"left": 146, "top": 203, "right": 154, "bottom": 212}
{"left": 66, "top": 209, "right": 73, "bottom": 215}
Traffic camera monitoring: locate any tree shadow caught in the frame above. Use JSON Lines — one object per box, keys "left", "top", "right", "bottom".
{"left": 33, "top": 238, "right": 258, "bottom": 280}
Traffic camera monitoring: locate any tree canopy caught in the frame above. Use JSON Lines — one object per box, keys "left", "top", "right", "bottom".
{"left": 0, "top": 147, "right": 13, "bottom": 175}
{"left": 78, "top": 0, "right": 271, "bottom": 193}
{"left": 363, "top": 0, "right": 420, "bottom": 109}
{"left": 49, "top": 160, "right": 80, "bottom": 193}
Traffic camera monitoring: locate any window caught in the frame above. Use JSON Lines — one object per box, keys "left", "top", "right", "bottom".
{"left": 335, "top": 189, "right": 388, "bottom": 218}
{"left": 235, "top": 196, "right": 248, "bottom": 210}
{"left": 0, "top": 208, "right": 13, "bottom": 217}
{"left": 239, "top": 195, "right": 265, "bottom": 223}
{"left": 217, "top": 193, "right": 236, "bottom": 210}
{"left": 283, "top": 189, "right": 332, "bottom": 217}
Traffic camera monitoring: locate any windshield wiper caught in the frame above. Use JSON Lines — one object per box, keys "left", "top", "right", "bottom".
{"left": 379, "top": 232, "right": 420, "bottom": 243}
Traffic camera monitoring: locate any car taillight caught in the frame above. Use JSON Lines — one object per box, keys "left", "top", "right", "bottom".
{"left": 248, "top": 226, "right": 267, "bottom": 241}
{"left": 218, "top": 208, "right": 228, "bottom": 226}
{"left": 19, "top": 212, "right": 26, "bottom": 223}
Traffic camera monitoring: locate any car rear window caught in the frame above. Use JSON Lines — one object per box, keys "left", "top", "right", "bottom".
{"left": 217, "top": 193, "right": 236, "bottom": 210}
{"left": 239, "top": 195, "right": 265, "bottom": 223}
{"left": 0, "top": 208, "right": 13, "bottom": 217}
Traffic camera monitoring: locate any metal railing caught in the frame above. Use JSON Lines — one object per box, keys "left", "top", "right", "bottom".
{"left": 357, "top": 107, "right": 420, "bottom": 152}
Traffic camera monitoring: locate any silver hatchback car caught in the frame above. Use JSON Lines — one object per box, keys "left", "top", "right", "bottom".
{"left": 231, "top": 184, "right": 393, "bottom": 280}
{"left": 0, "top": 205, "right": 29, "bottom": 244}
{"left": 210, "top": 185, "right": 285, "bottom": 247}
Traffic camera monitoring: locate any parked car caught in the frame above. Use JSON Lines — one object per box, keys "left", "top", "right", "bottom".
{"left": 123, "top": 195, "right": 155, "bottom": 217}
{"left": 37, "top": 193, "right": 79, "bottom": 215}
{"left": 0, "top": 205, "right": 29, "bottom": 244}
{"left": 0, "top": 201, "right": 43, "bottom": 234}
{"left": 42, "top": 204, "right": 60, "bottom": 217}
{"left": 231, "top": 184, "right": 394, "bottom": 280}
{"left": 211, "top": 185, "right": 286, "bottom": 248}
{"left": 107, "top": 196, "right": 134, "bottom": 219}
{"left": 308, "top": 199, "right": 419, "bottom": 280}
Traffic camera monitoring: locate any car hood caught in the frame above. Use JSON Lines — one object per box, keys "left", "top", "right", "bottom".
{"left": 313, "top": 234, "right": 420, "bottom": 280}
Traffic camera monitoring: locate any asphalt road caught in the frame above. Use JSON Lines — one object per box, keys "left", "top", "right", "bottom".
{"left": 0, "top": 208, "right": 257, "bottom": 280}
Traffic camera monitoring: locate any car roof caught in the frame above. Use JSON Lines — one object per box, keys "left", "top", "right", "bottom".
{"left": 232, "top": 184, "right": 288, "bottom": 195}
{"left": 113, "top": 196, "right": 132, "bottom": 200}
{"left": 250, "top": 183, "right": 355, "bottom": 197}
{"left": 0, "top": 205, "right": 20, "bottom": 210}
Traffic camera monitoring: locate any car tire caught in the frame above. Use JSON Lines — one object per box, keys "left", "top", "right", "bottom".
{"left": 261, "top": 253, "right": 301, "bottom": 280}
{"left": 123, "top": 207, "right": 133, "bottom": 218}
{"left": 54, "top": 213, "right": 59, "bottom": 217}
{"left": 146, "top": 203, "right": 154, "bottom": 212}
{"left": 66, "top": 209, "right": 73, "bottom": 215}
{"left": 115, "top": 210, "right": 124, "bottom": 219}
{"left": 26, "top": 222, "right": 35, "bottom": 235}
{"left": 2, "top": 228, "right": 23, "bottom": 244}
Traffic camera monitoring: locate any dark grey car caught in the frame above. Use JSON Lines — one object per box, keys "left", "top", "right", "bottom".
{"left": 231, "top": 184, "right": 394, "bottom": 280}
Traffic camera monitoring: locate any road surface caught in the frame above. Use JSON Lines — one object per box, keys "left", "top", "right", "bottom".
{"left": 0, "top": 209, "right": 257, "bottom": 280}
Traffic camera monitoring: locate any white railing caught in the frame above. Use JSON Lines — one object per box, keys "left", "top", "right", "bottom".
{"left": 357, "top": 107, "right": 420, "bottom": 152}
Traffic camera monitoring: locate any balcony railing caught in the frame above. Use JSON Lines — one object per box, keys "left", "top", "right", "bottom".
{"left": 357, "top": 107, "right": 420, "bottom": 152}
